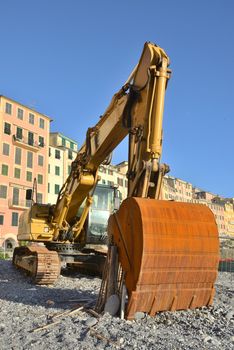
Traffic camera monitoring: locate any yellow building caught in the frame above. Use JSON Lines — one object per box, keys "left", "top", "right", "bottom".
{"left": 47, "top": 132, "right": 78, "bottom": 204}
{"left": 223, "top": 200, "right": 234, "bottom": 237}
{"left": 161, "top": 176, "right": 193, "bottom": 202}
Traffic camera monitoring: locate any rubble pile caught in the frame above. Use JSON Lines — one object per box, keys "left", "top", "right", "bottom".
{"left": 0, "top": 260, "right": 233, "bottom": 349}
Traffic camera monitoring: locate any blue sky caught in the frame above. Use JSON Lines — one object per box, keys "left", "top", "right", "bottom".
{"left": 1, "top": 0, "right": 233, "bottom": 197}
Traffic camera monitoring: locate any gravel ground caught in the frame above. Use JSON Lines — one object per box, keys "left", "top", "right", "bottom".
{"left": 0, "top": 260, "right": 233, "bottom": 350}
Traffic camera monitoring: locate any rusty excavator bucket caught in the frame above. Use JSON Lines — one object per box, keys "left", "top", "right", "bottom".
{"left": 108, "top": 198, "right": 219, "bottom": 320}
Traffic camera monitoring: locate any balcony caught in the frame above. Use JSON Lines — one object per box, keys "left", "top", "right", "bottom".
{"left": 8, "top": 198, "right": 32, "bottom": 210}
{"left": 12, "top": 135, "right": 42, "bottom": 152}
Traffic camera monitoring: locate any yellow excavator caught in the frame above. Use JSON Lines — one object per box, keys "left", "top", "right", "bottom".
{"left": 13, "top": 42, "right": 219, "bottom": 319}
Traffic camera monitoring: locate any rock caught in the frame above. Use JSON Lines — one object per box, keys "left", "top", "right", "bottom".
{"left": 104, "top": 294, "right": 120, "bottom": 316}
{"left": 164, "top": 319, "right": 172, "bottom": 326}
{"left": 207, "top": 315, "right": 215, "bottom": 323}
{"left": 119, "top": 337, "right": 125, "bottom": 345}
{"left": 85, "top": 317, "right": 98, "bottom": 328}
{"left": 226, "top": 310, "right": 234, "bottom": 321}
{"left": 204, "top": 336, "right": 213, "bottom": 343}
{"left": 0, "top": 323, "right": 6, "bottom": 331}
{"left": 178, "top": 337, "right": 184, "bottom": 343}
{"left": 203, "top": 336, "right": 220, "bottom": 346}
{"left": 134, "top": 312, "right": 145, "bottom": 320}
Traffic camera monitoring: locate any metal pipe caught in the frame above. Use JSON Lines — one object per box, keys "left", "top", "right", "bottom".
{"left": 150, "top": 57, "right": 169, "bottom": 159}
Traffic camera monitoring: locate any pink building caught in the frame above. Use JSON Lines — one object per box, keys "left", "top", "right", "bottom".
{"left": 0, "top": 95, "right": 51, "bottom": 249}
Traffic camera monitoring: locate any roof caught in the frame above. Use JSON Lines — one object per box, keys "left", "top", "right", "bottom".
{"left": 0, "top": 94, "right": 53, "bottom": 121}
{"left": 50, "top": 132, "right": 78, "bottom": 145}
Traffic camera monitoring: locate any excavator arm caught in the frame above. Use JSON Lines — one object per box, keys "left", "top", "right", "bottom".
{"left": 51, "top": 42, "right": 171, "bottom": 242}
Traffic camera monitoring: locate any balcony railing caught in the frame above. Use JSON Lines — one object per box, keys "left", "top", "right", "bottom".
{"left": 8, "top": 198, "right": 32, "bottom": 209}
{"left": 12, "top": 135, "right": 44, "bottom": 151}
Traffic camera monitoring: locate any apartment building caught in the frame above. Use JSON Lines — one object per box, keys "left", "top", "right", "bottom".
{"left": 160, "top": 178, "right": 175, "bottom": 200}
{"left": 193, "top": 191, "right": 226, "bottom": 235}
{"left": 161, "top": 176, "right": 193, "bottom": 202}
{"left": 48, "top": 132, "right": 78, "bottom": 204}
{"left": 0, "top": 95, "right": 51, "bottom": 248}
{"left": 193, "top": 190, "right": 216, "bottom": 202}
{"left": 224, "top": 200, "right": 234, "bottom": 237}
{"left": 212, "top": 197, "right": 234, "bottom": 237}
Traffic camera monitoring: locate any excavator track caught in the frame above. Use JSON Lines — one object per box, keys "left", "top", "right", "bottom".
{"left": 13, "top": 245, "right": 60, "bottom": 285}
{"left": 108, "top": 198, "right": 219, "bottom": 320}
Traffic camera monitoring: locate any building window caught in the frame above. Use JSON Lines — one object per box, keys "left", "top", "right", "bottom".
{"left": 28, "top": 132, "right": 34, "bottom": 146}
{"left": 17, "top": 108, "right": 24, "bottom": 120}
{"left": 5, "top": 102, "right": 12, "bottom": 114}
{"left": 48, "top": 183, "right": 50, "bottom": 193}
{"left": 62, "top": 138, "right": 66, "bottom": 147}
{"left": 29, "top": 113, "right": 34, "bottom": 124}
{"left": 14, "top": 168, "right": 21, "bottom": 179}
{"left": 39, "top": 118, "right": 45, "bottom": 129}
{"left": 70, "top": 142, "right": 74, "bottom": 150}
{"left": 55, "top": 150, "right": 60, "bottom": 159}
{"left": 68, "top": 165, "right": 71, "bottom": 174}
{"left": 15, "top": 148, "right": 22, "bottom": 165}
{"left": 27, "top": 151, "right": 33, "bottom": 168}
{"left": 49, "top": 147, "right": 51, "bottom": 157}
{"left": 13, "top": 188, "right": 19, "bottom": 205}
{"left": 117, "top": 178, "right": 123, "bottom": 187}
{"left": 26, "top": 199, "right": 31, "bottom": 208}
{"left": 68, "top": 150, "right": 73, "bottom": 160}
{"left": 37, "top": 193, "right": 43, "bottom": 204}
{"left": 16, "top": 127, "right": 23, "bottom": 140}
{"left": 48, "top": 164, "right": 50, "bottom": 173}
{"left": 2, "top": 143, "right": 10, "bottom": 156}
{"left": 39, "top": 136, "right": 44, "bottom": 147}
{"left": 55, "top": 184, "right": 60, "bottom": 194}
{"left": 37, "top": 174, "right": 43, "bottom": 184}
{"left": 26, "top": 171, "right": 32, "bottom": 182}
{"left": 55, "top": 166, "right": 60, "bottom": 176}
{"left": 108, "top": 169, "right": 113, "bottom": 175}
{"left": 0, "top": 215, "right": 4, "bottom": 225}
{"left": 4, "top": 122, "right": 11, "bottom": 135}
{"left": 12, "top": 212, "right": 19, "bottom": 226}
{"left": 38, "top": 155, "right": 44, "bottom": 166}
{"left": 1, "top": 164, "right": 8, "bottom": 176}
{"left": 0, "top": 185, "right": 7, "bottom": 198}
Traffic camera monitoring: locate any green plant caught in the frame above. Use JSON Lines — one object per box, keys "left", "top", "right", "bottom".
{"left": 0, "top": 251, "right": 9, "bottom": 260}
